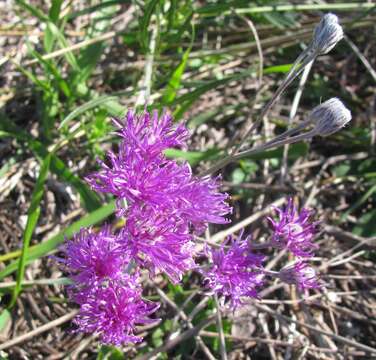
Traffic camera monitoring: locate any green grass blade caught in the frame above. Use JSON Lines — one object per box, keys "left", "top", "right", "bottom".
{"left": 162, "top": 47, "right": 190, "bottom": 104}
{"left": 72, "top": 0, "right": 120, "bottom": 87}
{"left": 0, "top": 201, "right": 116, "bottom": 281}
{"left": 10, "top": 59, "right": 51, "bottom": 93}
{"left": 140, "top": 0, "right": 159, "bottom": 51}
{"left": 173, "top": 69, "right": 254, "bottom": 119}
{"left": 0, "top": 118, "right": 101, "bottom": 211}
{"left": 9, "top": 154, "right": 51, "bottom": 308}
{"left": 47, "top": 22, "right": 80, "bottom": 71}
{"left": 67, "top": 1, "right": 126, "bottom": 20}
{"left": 49, "top": 0, "right": 64, "bottom": 23}
{"left": 26, "top": 41, "right": 72, "bottom": 98}
{"left": 165, "top": 148, "right": 221, "bottom": 166}
{"left": 59, "top": 95, "right": 118, "bottom": 129}
{"left": 15, "top": 0, "right": 49, "bottom": 21}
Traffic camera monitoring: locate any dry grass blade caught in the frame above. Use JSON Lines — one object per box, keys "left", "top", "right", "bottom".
{"left": 0, "top": 310, "right": 78, "bottom": 351}
{"left": 255, "top": 303, "right": 376, "bottom": 355}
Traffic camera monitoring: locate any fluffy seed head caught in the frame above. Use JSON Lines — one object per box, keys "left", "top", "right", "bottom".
{"left": 312, "top": 13, "right": 344, "bottom": 55}
{"left": 310, "top": 98, "right": 351, "bottom": 136}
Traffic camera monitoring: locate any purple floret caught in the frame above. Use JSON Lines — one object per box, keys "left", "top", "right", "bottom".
{"left": 202, "top": 232, "right": 265, "bottom": 308}
{"left": 73, "top": 276, "right": 159, "bottom": 345}
{"left": 57, "top": 226, "right": 126, "bottom": 288}
{"left": 119, "top": 205, "right": 196, "bottom": 283}
{"left": 279, "top": 261, "right": 320, "bottom": 291}
{"left": 268, "top": 198, "right": 319, "bottom": 258}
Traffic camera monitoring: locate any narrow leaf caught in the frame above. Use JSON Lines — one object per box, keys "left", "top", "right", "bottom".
{"left": 9, "top": 154, "right": 51, "bottom": 307}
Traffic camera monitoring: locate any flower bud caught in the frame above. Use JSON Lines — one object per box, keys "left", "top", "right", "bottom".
{"left": 279, "top": 261, "right": 320, "bottom": 291}
{"left": 311, "top": 13, "right": 344, "bottom": 55}
{"left": 310, "top": 98, "right": 351, "bottom": 136}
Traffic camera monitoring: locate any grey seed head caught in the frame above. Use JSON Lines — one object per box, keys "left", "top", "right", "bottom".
{"left": 312, "top": 13, "right": 344, "bottom": 55}
{"left": 310, "top": 98, "right": 351, "bottom": 137}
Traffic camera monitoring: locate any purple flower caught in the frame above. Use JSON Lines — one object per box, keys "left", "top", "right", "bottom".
{"left": 119, "top": 205, "right": 195, "bottom": 283}
{"left": 86, "top": 110, "right": 232, "bottom": 233}
{"left": 268, "top": 198, "right": 318, "bottom": 258}
{"left": 278, "top": 261, "right": 320, "bottom": 291}
{"left": 73, "top": 276, "right": 159, "bottom": 345}
{"left": 114, "top": 109, "right": 189, "bottom": 161}
{"left": 202, "top": 232, "right": 265, "bottom": 308}
{"left": 57, "top": 226, "right": 126, "bottom": 288}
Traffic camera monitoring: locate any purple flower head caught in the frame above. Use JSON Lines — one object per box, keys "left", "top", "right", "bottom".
{"left": 86, "top": 109, "right": 232, "bottom": 233}
{"left": 114, "top": 109, "right": 189, "bottom": 160}
{"left": 119, "top": 205, "right": 196, "bottom": 283}
{"left": 268, "top": 198, "right": 319, "bottom": 258}
{"left": 202, "top": 232, "right": 265, "bottom": 308}
{"left": 179, "top": 174, "right": 232, "bottom": 234}
{"left": 279, "top": 261, "right": 320, "bottom": 291}
{"left": 73, "top": 276, "right": 159, "bottom": 345}
{"left": 57, "top": 226, "right": 126, "bottom": 288}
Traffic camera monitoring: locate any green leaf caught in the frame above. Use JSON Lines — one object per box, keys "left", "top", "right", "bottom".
{"left": 0, "top": 309, "right": 11, "bottom": 333}
{"left": 162, "top": 47, "right": 190, "bottom": 104}
{"left": 164, "top": 148, "right": 221, "bottom": 166}
{"left": 353, "top": 209, "right": 376, "bottom": 237}
{"left": 49, "top": 0, "right": 64, "bottom": 23}
{"left": 341, "top": 184, "right": 376, "bottom": 222}
{"left": 97, "top": 345, "right": 125, "bottom": 360}
{"left": 0, "top": 201, "right": 116, "bottom": 280}
{"left": 11, "top": 60, "right": 51, "bottom": 92}
{"left": 231, "top": 168, "right": 246, "bottom": 184}
{"left": 49, "top": 155, "right": 102, "bottom": 211}
{"left": 152, "top": 328, "right": 164, "bottom": 347}
{"left": 9, "top": 154, "right": 51, "bottom": 308}
{"left": 264, "top": 64, "right": 293, "bottom": 74}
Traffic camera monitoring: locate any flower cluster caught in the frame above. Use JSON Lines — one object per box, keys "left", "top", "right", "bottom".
{"left": 86, "top": 110, "right": 231, "bottom": 280}
{"left": 268, "top": 199, "right": 321, "bottom": 291}
{"left": 201, "top": 199, "right": 321, "bottom": 307}
{"left": 55, "top": 11, "right": 348, "bottom": 349}
{"left": 57, "top": 227, "right": 159, "bottom": 345}
{"left": 58, "top": 110, "right": 232, "bottom": 344}
{"left": 86, "top": 110, "right": 231, "bottom": 235}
